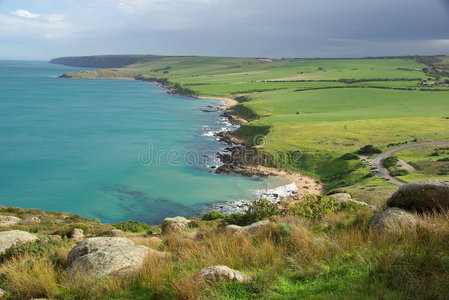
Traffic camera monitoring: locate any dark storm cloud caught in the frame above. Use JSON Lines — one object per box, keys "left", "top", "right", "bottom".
{"left": 0, "top": 0, "right": 448, "bottom": 59}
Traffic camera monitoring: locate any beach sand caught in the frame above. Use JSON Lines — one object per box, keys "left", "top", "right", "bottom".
{"left": 240, "top": 165, "right": 325, "bottom": 198}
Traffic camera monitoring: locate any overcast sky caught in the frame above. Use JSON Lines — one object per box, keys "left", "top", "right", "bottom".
{"left": 1, "top": 0, "right": 449, "bottom": 60}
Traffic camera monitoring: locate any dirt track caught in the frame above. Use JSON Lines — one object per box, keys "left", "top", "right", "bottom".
{"left": 368, "top": 142, "right": 449, "bottom": 185}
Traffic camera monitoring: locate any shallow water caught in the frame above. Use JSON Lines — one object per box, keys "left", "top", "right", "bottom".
{"left": 0, "top": 61, "right": 288, "bottom": 224}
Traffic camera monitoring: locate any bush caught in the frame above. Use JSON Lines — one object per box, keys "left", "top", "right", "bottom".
{"left": 226, "top": 199, "right": 281, "bottom": 226}
{"left": 202, "top": 211, "right": 226, "bottom": 221}
{"left": 357, "top": 145, "right": 382, "bottom": 155}
{"left": 390, "top": 169, "right": 409, "bottom": 177}
{"left": 0, "top": 238, "right": 72, "bottom": 264}
{"left": 382, "top": 156, "right": 399, "bottom": 168}
{"left": 114, "top": 220, "right": 150, "bottom": 233}
{"left": 288, "top": 194, "right": 364, "bottom": 220}
{"left": 340, "top": 153, "right": 359, "bottom": 160}
{"left": 234, "top": 95, "right": 252, "bottom": 103}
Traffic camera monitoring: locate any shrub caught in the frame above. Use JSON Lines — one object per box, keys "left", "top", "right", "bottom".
{"left": 357, "top": 145, "right": 382, "bottom": 155}
{"left": 202, "top": 211, "right": 226, "bottom": 221}
{"left": 234, "top": 95, "right": 252, "bottom": 103}
{"left": 288, "top": 194, "right": 364, "bottom": 220}
{"left": 340, "top": 153, "right": 359, "bottom": 160}
{"left": 0, "top": 238, "right": 72, "bottom": 264}
{"left": 391, "top": 169, "right": 409, "bottom": 177}
{"left": 382, "top": 156, "right": 399, "bottom": 168}
{"left": 226, "top": 199, "right": 281, "bottom": 226}
{"left": 114, "top": 220, "right": 150, "bottom": 233}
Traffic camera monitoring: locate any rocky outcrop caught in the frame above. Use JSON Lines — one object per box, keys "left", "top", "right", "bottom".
{"left": 329, "top": 193, "right": 352, "bottom": 202}
{"left": 225, "top": 220, "right": 271, "bottom": 235}
{"left": 197, "top": 265, "right": 251, "bottom": 283}
{"left": 70, "top": 228, "right": 85, "bottom": 243}
{"left": 110, "top": 229, "right": 123, "bottom": 237}
{"left": 0, "top": 216, "right": 21, "bottom": 226}
{"left": 66, "top": 237, "right": 164, "bottom": 278}
{"left": 0, "top": 230, "right": 38, "bottom": 254}
{"left": 21, "top": 216, "right": 41, "bottom": 224}
{"left": 161, "top": 216, "right": 192, "bottom": 233}
{"left": 387, "top": 180, "right": 449, "bottom": 211}
{"left": 369, "top": 208, "right": 418, "bottom": 232}
{"left": 330, "top": 193, "right": 374, "bottom": 209}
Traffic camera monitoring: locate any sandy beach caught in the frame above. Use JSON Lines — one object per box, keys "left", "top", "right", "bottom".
{"left": 198, "top": 96, "right": 239, "bottom": 108}
{"left": 241, "top": 165, "right": 325, "bottom": 198}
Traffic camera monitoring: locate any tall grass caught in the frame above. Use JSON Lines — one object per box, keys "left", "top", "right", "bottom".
{"left": 1, "top": 210, "right": 448, "bottom": 299}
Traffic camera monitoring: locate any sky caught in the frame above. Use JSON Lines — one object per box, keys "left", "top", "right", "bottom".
{"left": 0, "top": 0, "right": 449, "bottom": 60}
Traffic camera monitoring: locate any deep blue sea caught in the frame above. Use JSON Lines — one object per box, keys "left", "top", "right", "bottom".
{"left": 0, "top": 61, "right": 287, "bottom": 224}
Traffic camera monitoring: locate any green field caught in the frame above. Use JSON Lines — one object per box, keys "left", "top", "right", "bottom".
{"left": 68, "top": 56, "right": 449, "bottom": 193}
{"left": 394, "top": 145, "right": 449, "bottom": 182}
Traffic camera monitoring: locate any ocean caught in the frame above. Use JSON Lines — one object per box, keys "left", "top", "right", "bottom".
{"left": 0, "top": 60, "right": 287, "bottom": 224}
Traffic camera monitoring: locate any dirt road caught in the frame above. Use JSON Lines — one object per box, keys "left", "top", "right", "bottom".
{"left": 368, "top": 142, "right": 449, "bottom": 185}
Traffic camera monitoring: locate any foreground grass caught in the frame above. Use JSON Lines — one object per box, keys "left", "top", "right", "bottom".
{"left": 1, "top": 203, "right": 448, "bottom": 300}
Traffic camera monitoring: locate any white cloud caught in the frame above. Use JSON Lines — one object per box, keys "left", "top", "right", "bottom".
{"left": 11, "top": 9, "right": 40, "bottom": 19}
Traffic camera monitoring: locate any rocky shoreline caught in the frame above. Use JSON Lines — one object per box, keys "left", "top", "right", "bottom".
{"left": 59, "top": 69, "right": 323, "bottom": 215}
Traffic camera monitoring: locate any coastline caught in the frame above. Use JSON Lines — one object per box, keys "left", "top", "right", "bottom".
{"left": 60, "top": 69, "right": 325, "bottom": 212}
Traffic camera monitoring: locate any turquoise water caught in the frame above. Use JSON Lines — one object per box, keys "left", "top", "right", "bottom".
{"left": 0, "top": 61, "right": 287, "bottom": 224}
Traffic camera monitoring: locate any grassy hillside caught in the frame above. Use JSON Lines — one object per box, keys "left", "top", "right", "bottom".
{"left": 60, "top": 55, "right": 449, "bottom": 194}
{"left": 1, "top": 198, "right": 448, "bottom": 300}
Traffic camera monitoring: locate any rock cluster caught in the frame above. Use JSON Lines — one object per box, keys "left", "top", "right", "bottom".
{"left": 0, "top": 216, "right": 21, "bottom": 226}
{"left": 371, "top": 180, "right": 449, "bottom": 232}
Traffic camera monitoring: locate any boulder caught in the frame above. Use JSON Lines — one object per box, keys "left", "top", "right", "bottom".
{"left": 369, "top": 208, "right": 418, "bottom": 232}
{"left": 330, "top": 193, "right": 374, "bottom": 209}
{"left": 21, "top": 216, "right": 41, "bottom": 224}
{"left": 197, "top": 265, "right": 251, "bottom": 283}
{"left": 66, "top": 237, "right": 164, "bottom": 278}
{"left": 0, "top": 230, "right": 38, "bottom": 254}
{"left": 161, "top": 216, "right": 191, "bottom": 233}
{"left": 387, "top": 180, "right": 449, "bottom": 212}
{"left": 70, "top": 228, "right": 84, "bottom": 243}
{"left": 225, "top": 220, "right": 270, "bottom": 235}
{"left": 110, "top": 229, "right": 123, "bottom": 237}
{"left": 329, "top": 193, "right": 352, "bottom": 202}
{"left": 0, "top": 288, "right": 5, "bottom": 298}
{"left": 0, "top": 216, "right": 21, "bottom": 226}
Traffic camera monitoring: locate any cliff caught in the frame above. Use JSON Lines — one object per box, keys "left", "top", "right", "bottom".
{"left": 49, "top": 55, "right": 163, "bottom": 68}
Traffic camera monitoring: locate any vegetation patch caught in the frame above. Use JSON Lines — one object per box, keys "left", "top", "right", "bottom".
{"left": 114, "top": 220, "right": 151, "bottom": 233}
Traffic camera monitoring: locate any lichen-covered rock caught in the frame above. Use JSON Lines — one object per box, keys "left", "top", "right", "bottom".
{"left": 70, "top": 228, "right": 84, "bottom": 243}
{"left": 161, "top": 216, "right": 191, "bottom": 233}
{"left": 110, "top": 229, "right": 123, "bottom": 237}
{"left": 330, "top": 193, "right": 374, "bottom": 209}
{"left": 387, "top": 180, "right": 449, "bottom": 211}
{"left": 197, "top": 265, "right": 251, "bottom": 283}
{"left": 21, "top": 216, "right": 41, "bottom": 224}
{"left": 369, "top": 208, "right": 418, "bottom": 232}
{"left": 0, "top": 230, "right": 38, "bottom": 254}
{"left": 329, "top": 193, "right": 352, "bottom": 202}
{"left": 66, "top": 237, "right": 165, "bottom": 278}
{"left": 0, "top": 216, "right": 21, "bottom": 226}
{"left": 225, "top": 220, "right": 270, "bottom": 235}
